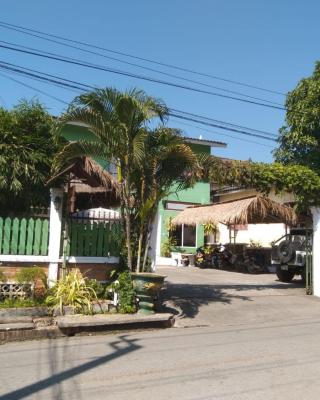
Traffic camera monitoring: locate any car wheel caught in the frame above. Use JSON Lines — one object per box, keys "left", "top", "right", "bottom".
{"left": 245, "top": 261, "right": 262, "bottom": 274}
{"left": 277, "top": 240, "right": 295, "bottom": 264}
{"left": 276, "top": 265, "right": 295, "bottom": 282}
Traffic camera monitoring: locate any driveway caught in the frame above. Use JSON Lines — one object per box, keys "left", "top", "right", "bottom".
{"left": 158, "top": 265, "right": 319, "bottom": 328}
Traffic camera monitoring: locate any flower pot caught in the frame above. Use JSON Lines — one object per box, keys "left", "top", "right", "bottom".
{"left": 131, "top": 273, "right": 166, "bottom": 315}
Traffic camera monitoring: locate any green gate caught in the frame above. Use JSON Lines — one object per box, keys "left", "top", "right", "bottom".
{"left": 61, "top": 213, "right": 122, "bottom": 258}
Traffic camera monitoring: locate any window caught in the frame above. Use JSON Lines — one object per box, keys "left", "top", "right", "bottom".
{"left": 170, "top": 224, "right": 196, "bottom": 247}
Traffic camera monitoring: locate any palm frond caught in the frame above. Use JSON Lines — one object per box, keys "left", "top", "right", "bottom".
{"left": 53, "top": 140, "right": 110, "bottom": 173}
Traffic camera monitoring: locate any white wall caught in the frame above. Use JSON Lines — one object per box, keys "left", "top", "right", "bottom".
{"left": 212, "top": 222, "right": 286, "bottom": 247}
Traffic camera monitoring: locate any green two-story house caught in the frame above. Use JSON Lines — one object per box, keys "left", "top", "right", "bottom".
{"left": 61, "top": 123, "right": 226, "bottom": 266}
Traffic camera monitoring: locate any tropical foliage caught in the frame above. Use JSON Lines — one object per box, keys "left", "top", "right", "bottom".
{"left": 45, "top": 270, "right": 97, "bottom": 314}
{"left": 15, "top": 266, "right": 47, "bottom": 288}
{"left": 274, "top": 61, "right": 320, "bottom": 172}
{"left": 112, "top": 270, "right": 136, "bottom": 314}
{"left": 205, "top": 157, "right": 320, "bottom": 209}
{"left": 0, "top": 100, "right": 59, "bottom": 213}
{"left": 54, "top": 88, "right": 201, "bottom": 271}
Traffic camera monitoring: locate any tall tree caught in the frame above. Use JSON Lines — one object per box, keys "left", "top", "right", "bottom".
{"left": 55, "top": 88, "right": 168, "bottom": 271}
{"left": 0, "top": 100, "right": 57, "bottom": 213}
{"left": 274, "top": 62, "right": 320, "bottom": 172}
{"left": 132, "top": 127, "right": 200, "bottom": 272}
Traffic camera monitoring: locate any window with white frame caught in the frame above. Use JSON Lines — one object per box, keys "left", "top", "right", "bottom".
{"left": 170, "top": 224, "right": 197, "bottom": 247}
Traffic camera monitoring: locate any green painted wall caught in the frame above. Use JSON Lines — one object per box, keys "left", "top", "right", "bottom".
{"left": 159, "top": 142, "right": 211, "bottom": 255}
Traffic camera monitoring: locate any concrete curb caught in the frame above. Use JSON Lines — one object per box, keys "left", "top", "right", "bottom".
{"left": 57, "top": 313, "right": 175, "bottom": 336}
{"left": 0, "top": 327, "right": 64, "bottom": 343}
{"left": 0, "top": 313, "right": 175, "bottom": 343}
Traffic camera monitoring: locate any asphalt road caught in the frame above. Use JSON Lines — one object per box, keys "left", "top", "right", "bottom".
{"left": 2, "top": 267, "right": 320, "bottom": 400}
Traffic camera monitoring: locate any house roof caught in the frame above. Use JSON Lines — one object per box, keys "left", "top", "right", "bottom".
{"left": 182, "top": 136, "right": 227, "bottom": 148}
{"left": 172, "top": 195, "right": 297, "bottom": 226}
{"left": 65, "top": 122, "right": 227, "bottom": 148}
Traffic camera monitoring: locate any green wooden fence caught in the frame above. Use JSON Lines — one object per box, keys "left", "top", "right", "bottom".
{"left": 0, "top": 217, "right": 49, "bottom": 256}
{"left": 63, "top": 220, "right": 122, "bottom": 257}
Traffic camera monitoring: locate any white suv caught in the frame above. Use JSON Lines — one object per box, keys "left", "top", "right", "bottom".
{"left": 271, "top": 228, "right": 312, "bottom": 283}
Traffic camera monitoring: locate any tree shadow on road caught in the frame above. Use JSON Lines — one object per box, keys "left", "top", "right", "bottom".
{"left": 160, "top": 279, "right": 304, "bottom": 320}
{"left": 160, "top": 283, "right": 252, "bottom": 320}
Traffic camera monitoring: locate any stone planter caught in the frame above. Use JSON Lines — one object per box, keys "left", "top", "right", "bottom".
{"left": 53, "top": 300, "right": 115, "bottom": 316}
{"left": 131, "top": 273, "right": 166, "bottom": 315}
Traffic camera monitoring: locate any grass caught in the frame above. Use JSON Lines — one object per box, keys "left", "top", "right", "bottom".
{"left": 0, "top": 298, "right": 46, "bottom": 308}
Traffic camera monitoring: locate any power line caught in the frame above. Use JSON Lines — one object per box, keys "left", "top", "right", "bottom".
{"left": 170, "top": 108, "right": 278, "bottom": 138}
{"left": 170, "top": 118, "right": 274, "bottom": 149}
{"left": 0, "top": 71, "right": 69, "bottom": 104}
{"left": 0, "top": 60, "right": 93, "bottom": 91}
{"left": 0, "top": 60, "right": 277, "bottom": 143}
{"left": 169, "top": 113, "right": 277, "bottom": 142}
{"left": 1, "top": 66, "right": 273, "bottom": 147}
{"left": 0, "top": 61, "right": 90, "bottom": 91}
{"left": 0, "top": 42, "right": 286, "bottom": 112}
{"left": 0, "top": 20, "right": 286, "bottom": 96}
{"left": 0, "top": 26, "right": 284, "bottom": 107}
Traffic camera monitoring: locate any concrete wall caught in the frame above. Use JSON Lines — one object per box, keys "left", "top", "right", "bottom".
{"left": 215, "top": 222, "right": 286, "bottom": 247}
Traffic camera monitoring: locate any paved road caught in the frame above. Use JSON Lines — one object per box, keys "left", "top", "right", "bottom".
{"left": 2, "top": 267, "right": 320, "bottom": 400}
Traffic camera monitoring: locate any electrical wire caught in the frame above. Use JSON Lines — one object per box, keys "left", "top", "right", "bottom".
{"left": 170, "top": 108, "right": 278, "bottom": 138}
{"left": 0, "top": 42, "right": 286, "bottom": 111}
{"left": 0, "top": 20, "right": 286, "bottom": 96}
{"left": 0, "top": 28, "right": 284, "bottom": 106}
{"left": 0, "top": 71, "right": 69, "bottom": 104}
{"left": 170, "top": 117, "right": 274, "bottom": 149}
{"left": 168, "top": 113, "right": 277, "bottom": 142}
{"left": 0, "top": 60, "right": 277, "bottom": 142}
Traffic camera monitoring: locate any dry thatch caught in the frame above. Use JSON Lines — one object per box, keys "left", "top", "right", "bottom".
{"left": 47, "top": 157, "right": 120, "bottom": 194}
{"left": 172, "top": 196, "right": 297, "bottom": 226}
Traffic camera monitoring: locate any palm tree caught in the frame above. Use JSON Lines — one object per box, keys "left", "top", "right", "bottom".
{"left": 54, "top": 88, "right": 168, "bottom": 270}
{"left": 132, "top": 127, "right": 200, "bottom": 272}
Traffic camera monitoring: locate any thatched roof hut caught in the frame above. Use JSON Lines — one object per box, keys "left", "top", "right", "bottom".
{"left": 47, "top": 157, "right": 120, "bottom": 211}
{"left": 47, "top": 157, "right": 119, "bottom": 192}
{"left": 172, "top": 196, "right": 297, "bottom": 226}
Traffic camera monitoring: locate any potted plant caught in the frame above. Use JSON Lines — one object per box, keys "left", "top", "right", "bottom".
{"left": 131, "top": 273, "right": 166, "bottom": 314}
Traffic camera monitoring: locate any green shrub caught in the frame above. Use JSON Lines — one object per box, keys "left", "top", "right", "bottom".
{"left": 111, "top": 270, "right": 136, "bottom": 314}
{"left": 45, "top": 270, "right": 97, "bottom": 314}
{"left": 0, "top": 298, "right": 45, "bottom": 308}
{"left": 15, "top": 266, "right": 47, "bottom": 287}
{"left": 87, "top": 279, "right": 107, "bottom": 299}
{"left": 0, "top": 271, "right": 7, "bottom": 283}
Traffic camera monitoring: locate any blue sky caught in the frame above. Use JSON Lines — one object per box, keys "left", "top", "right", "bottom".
{"left": 0, "top": 1, "right": 319, "bottom": 162}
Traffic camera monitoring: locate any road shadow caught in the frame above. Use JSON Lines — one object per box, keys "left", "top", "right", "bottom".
{"left": 0, "top": 335, "right": 142, "bottom": 400}
{"left": 160, "top": 279, "right": 304, "bottom": 320}
{"left": 160, "top": 283, "right": 252, "bottom": 320}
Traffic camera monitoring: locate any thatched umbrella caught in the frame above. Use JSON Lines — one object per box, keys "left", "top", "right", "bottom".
{"left": 172, "top": 196, "right": 297, "bottom": 226}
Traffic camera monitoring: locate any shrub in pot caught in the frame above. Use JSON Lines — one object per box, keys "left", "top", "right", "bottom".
{"left": 131, "top": 273, "right": 166, "bottom": 314}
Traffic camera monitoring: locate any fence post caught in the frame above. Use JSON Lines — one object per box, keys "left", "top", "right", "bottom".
{"left": 48, "top": 188, "right": 64, "bottom": 287}
{"left": 311, "top": 207, "right": 320, "bottom": 297}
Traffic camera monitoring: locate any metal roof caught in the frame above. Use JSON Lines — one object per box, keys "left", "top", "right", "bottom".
{"left": 183, "top": 136, "right": 227, "bottom": 148}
